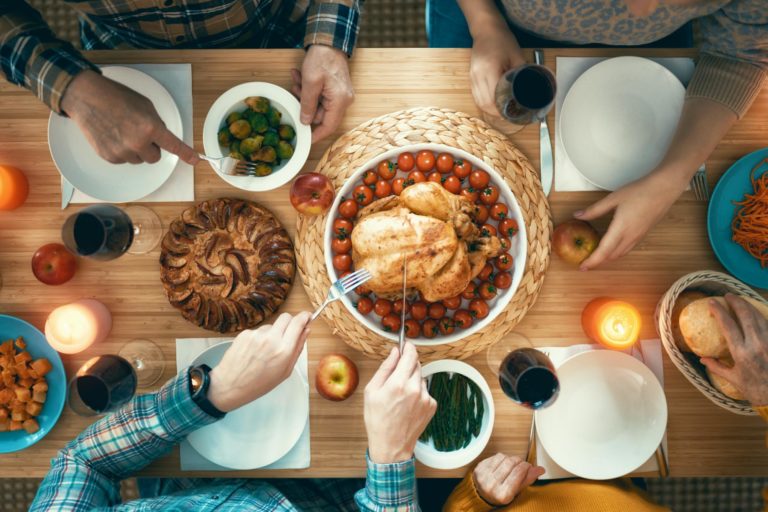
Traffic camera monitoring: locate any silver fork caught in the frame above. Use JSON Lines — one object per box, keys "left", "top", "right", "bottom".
{"left": 198, "top": 154, "right": 268, "bottom": 177}
{"left": 312, "top": 268, "right": 372, "bottom": 321}
{"left": 691, "top": 164, "right": 709, "bottom": 201}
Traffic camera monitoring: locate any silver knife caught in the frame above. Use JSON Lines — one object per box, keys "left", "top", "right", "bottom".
{"left": 398, "top": 255, "right": 408, "bottom": 354}
{"left": 534, "top": 49, "right": 554, "bottom": 197}
{"left": 61, "top": 179, "right": 75, "bottom": 210}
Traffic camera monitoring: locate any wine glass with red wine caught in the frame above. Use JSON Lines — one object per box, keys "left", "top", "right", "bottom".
{"left": 486, "top": 333, "right": 559, "bottom": 410}
{"left": 483, "top": 63, "right": 557, "bottom": 135}
{"left": 67, "top": 355, "right": 138, "bottom": 416}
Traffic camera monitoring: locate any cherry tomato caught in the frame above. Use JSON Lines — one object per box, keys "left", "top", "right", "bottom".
{"left": 382, "top": 313, "right": 401, "bottom": 332}
{"left": 473, "top": 204, "right": 489, "bottom": 224}
{"left": 499, "top": 236, "right": 511, "bottom": 252}
{"left": 393, "top": 298, "right": 410, "bottom": 315}
{"left": 354, "top": 185, "right": 374, "bottom": 206}
{"left": 428, "top": 302, "right": 446, "bottom": 319}
{"left": 374, "top": 179, "right": 392, "bottom": 198}
{"left": 494, "top": 272, "right": 512, "bottom": 289}
{"left": 407, "top": 170, "right": 426, "bottom": 185}
{"left": 454, "top": 309, "right": 473, "bottom": 329}
{"left": 489, "top": 203, "right": 508, "bottom": 221}
{"left": 374, "top": 298, "right": 393, "bottom": 317}
{"left": 480, "top": 223, "right": 497, "bottom": 237}
{"left": 461, "top": 282, "right": 477, "bottom": 300}
{"left": 356, "top": 296, "right": 373, "bottom": 315}
{"left": 443, "top": 176, "right": 462, "bottom": 194}
{"left": 333, "top": 218, "right": 354, "bottom": 237}
{"left": 404, "top": 319, "right": 421, "bottom": 338}
{"left": 480, "top": 186, "right": 500, "bottom": 205}
{"left": 469, "top": 169, "right": 490, "bottom": 189}
{"left": 436, "top": 153, "right": 454, "bottom": 174}
{"left": 339, "top": 199, "right": 358, "bottom": 219}
{"left": 416, "top": 150, "right": 436, "bottom": 172}
{"left": 331, "top": 237, "right": 352, "bottom": 254}
{"left": 460, "top": 187, "right": 479, "bottom": 203}
{"left": 477, "top": 281, "right": 497, "bottom": 300}
{"left": 422, "top": 319, "right": 439, "bottom": 338}
{"left": 478, "top": 263, "right": 493, "bottom": 281}
{"left": 362, "top": 169, "right": 377, "bottom": 186}
{"left": 410, "top": 301, "right": 428, "bottom": 321}
{"left": 392, "top": 177, "right": 406, "bottom": 196}
{"left": 398, "top": 152, "right": 415, "bottom": 172}
{"left": 442, "top": 295, "right": 461, "bottom": 310}
{"left": 499, "top": 218, "right": 519, "bottom": 237}
{"left": 453, "top": 159, "right": 472, "bottom": 179}
{"left": 377, "top": 160, "right": 396, "bottom": 180}
{"left": 427, "top": 171, "right": 443, "bottom": 184}
{"left": 495, "top": 252, "right": 514, "bottom": 271}
{"left": 438, "top": 317, "right": 456, "bottom": 335}
{"left": 469, "top": 299, "right": 490, "bottom": 319}
{"left": 332, "top": 254, "right": 352, "bottom": 271}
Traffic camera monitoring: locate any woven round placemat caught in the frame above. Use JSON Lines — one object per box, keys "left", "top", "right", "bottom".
{"left": 296, "top": 107, "right": 552, "bottom": 360}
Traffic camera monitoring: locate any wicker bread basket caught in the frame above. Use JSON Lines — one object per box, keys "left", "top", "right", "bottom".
{"left": 656, "top": 270, "right": 766, "bottom": 416}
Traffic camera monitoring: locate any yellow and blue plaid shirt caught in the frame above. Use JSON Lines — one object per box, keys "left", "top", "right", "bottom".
{"left": 29, "top": 370, "right": 419, "bottom": 511}
{"left": 0, "top": 0, "right": 361, "bottom": 114}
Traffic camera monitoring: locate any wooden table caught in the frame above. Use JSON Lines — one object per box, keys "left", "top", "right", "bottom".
{"left": 0, "top": 48, "right": 766, "bottom": 479}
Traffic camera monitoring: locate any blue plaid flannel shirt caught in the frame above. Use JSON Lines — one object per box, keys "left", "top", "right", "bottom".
{"left": 29, "top": 370, "right": 418, "bottom": 511}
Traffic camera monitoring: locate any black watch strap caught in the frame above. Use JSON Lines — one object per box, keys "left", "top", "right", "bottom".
{"left": 188, "top": 364, "right": 226, "bottom": 419}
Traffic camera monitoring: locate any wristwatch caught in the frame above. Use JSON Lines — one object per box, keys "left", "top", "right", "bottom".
{"left": 188, "top": 364, "right": 226, "bottom": 419}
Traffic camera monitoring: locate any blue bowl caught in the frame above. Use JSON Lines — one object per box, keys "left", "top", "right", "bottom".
{"left": 0, "top": 315, "right": 66, "bottom": 453}
{"left": 707, "top": 147, "right": 768, "bottom": 290}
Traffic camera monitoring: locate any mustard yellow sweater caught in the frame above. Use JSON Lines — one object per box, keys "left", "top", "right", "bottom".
{"left": 444, "top": 406, "right": 768, "bottom": 511}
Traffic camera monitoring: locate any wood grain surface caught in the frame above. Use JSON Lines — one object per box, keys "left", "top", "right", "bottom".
{"left": 0, "top": 48, "right": 765, "bottom": 479}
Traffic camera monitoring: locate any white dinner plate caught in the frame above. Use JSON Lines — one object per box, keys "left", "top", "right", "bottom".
{"left": 186, "top": 342, "right": 309, "bottom": 470}
{"left": 48, "top": 66, "right": 182, "bottom": 203}
{"left": 559, "top": 56, "right": 684, "bottom": 191}
{"left": 535, "top": 350, "right": 667, "bottom": 480}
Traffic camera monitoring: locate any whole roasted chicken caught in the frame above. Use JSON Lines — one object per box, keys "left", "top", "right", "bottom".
{"left": 351, "top": 182, "right": 502, "bottom": 302}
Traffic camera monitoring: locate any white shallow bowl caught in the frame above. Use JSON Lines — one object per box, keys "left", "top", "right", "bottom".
{"left": 186, "top": 342, "right": 308, "bottom": 470}
{"left": 323, "top": 142, "right": 527, "bottom": 346}
{"left": 203, "top": 82, "right": 311, "bottom": 192}
{"left": 535, "top": 350, "right": 667, "bottom": 480}
{"left": 415, "top": 360, "right": 495, "bottom": 470}
{"left": 560, "top": 56, "right": 684, "bottom": 191}
{"left": 48, "top": 66, "right": 182, "bottom": 202}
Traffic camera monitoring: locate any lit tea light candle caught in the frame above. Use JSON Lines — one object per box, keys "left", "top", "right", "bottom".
{"left": 45, "top": 299, "right": 112, "bottom": 354}
{"left": 0, "top": 165, "right": 29, "bottom": 211}
{"left": 581, "top": 297, "right": 641, "bottom": 350}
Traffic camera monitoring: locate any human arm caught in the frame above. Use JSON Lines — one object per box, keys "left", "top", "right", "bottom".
{"left": 354, "top": 343, "right": 437, "bottom": 511}
{"left": 31, "top": 312, "right": 311, "bottom": 512}
{"left": 455, "top": 0, "right": 525, "bottom": 116}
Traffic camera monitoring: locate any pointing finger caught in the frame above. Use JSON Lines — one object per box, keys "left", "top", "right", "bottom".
{"left": 574, "top": 193, "right": 618, "bottom": 222}
{"left": 154, "top": 127, "right": 199, "bottom": 165}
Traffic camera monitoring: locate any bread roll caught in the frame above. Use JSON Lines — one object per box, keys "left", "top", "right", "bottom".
{"left": 679, "top": 297, "right": 731, "bottom": 358}
{"left": 705, "top": 357, "right": 745, "bottom": 401}
{"left": 671, "top": 290, "right": 709, "bottom": 353}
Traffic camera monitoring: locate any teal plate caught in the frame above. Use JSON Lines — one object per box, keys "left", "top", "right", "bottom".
{"left": 0, "top": 315, "right": 66, "bottom": 453}
{"left": 707, "top": 147, "right": 768, "bottom": 290}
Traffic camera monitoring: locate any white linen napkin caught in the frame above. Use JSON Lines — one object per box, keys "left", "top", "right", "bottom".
{"left": 554, "top": 57, "right": 695, "bottom": 192}
{"left": 66, "top": 63, "right": 195, "bottom": 203}
{"left": 175, "top": 337, "right": 310, "bottom": 470}
{"left": 535, "top": 339, "right": 668, "bottom": 480}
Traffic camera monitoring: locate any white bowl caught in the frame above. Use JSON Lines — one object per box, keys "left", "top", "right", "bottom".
{"left": 323, "top": 143, "right": 527, "bottom": 346}
{"left": 203, "top": 82, "right": 311, "bottom": 192}
{"left": 535, "top": 350, "right": 667, "bottom": 480}
{"left": 415, "top": 359, "right": 495, "bottom": 470}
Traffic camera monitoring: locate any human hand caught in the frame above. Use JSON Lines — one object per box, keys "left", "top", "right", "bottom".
{"left": 701, "top": 294, "right": 768, "bottom": 406}
{"left": 60, "top": 70, "right": 199, "bottom": 166}
{"left": 473, "top": 453, "right": 544, "bottom": 506}
{"left": 575, "top": 171, "right": 686, "bottom": 270}
{"left": 290, "top": 44, "right": 354, "bottom": 143}
{"left": 207, "top": 312, "right": 311, "bottom": 413}
{"left": 364, "top": 343, "right": 436, "bottom": 464}
{"left": 469, "top": 25, "right": 525, "bottom": 116}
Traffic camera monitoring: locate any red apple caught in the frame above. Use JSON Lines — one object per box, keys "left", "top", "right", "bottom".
{"left": 552, "top": 219, "right": 600, "bottom": 265}
{"left": 290, "top": 173, "right": 335, "bottom": 216}
{"left": 315, "top": 353, "right": 359, "bottom": 401}
{"left": 31, "top": 243, "right": 77, "bottom": 285}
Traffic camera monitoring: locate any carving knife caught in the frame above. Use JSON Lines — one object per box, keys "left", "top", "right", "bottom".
{"left": 534, "top": 49, "right": 554, "bottom": 197}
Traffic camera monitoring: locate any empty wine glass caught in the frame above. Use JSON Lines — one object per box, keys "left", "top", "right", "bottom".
{"left": 118, "top": 339, "right": 166, "bottom": 388}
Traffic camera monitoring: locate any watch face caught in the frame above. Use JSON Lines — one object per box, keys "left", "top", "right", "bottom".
{"left": 190, "top": 371, "right": 203, "bottom": 394}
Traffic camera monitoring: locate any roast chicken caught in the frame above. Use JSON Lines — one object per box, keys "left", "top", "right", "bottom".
{"left": 350, "top": 182, "right": 502, "bottom": 302}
